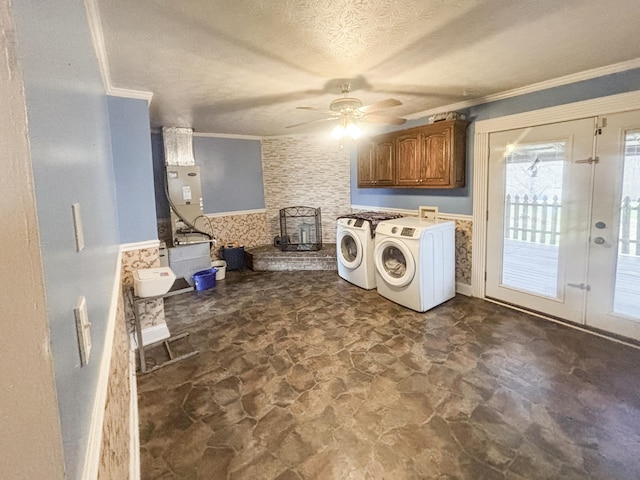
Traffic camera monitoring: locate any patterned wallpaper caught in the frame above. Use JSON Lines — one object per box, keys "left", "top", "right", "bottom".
{"left": 121, "top": 247, "right": 164, "bottom": 332}
{"left": 98, "top": 288, "right": 130, "bottom": 479}
{"left": 262, "top": 136, "right": 351, "bottom": 243}
{"left": 448, "top": 218, "right": 472, "bottom": 286}
{"left": 196, "top": 212, "right": 271, "bottom": 258}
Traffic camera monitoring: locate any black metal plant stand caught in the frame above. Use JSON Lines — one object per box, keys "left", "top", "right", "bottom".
{"left": 277, "top": 206, "right": 322, "bottom": 251}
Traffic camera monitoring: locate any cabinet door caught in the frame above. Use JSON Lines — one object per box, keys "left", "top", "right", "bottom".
{"left": 373, "top": 135, "right": 395, "bottom": 185}
{"left": 422, "top": 124, "right": 452, "bottom": 186}
{"left": 395, "top": 132, "right": 422, "bottom": 186}
{"left": 357, "top": 141, "right": 375, "bottom": 186}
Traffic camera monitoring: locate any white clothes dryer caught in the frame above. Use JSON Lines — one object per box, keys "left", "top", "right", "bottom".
{"left": 374, "top": 217, "right": 456, "bottom": 312}
{"left": 336, "top": 217, "right": 377, "bottom": 289}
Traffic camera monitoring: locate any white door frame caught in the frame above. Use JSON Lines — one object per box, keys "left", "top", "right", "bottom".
{"left": 472, "top": 89, "right": 640, "bottom": 298}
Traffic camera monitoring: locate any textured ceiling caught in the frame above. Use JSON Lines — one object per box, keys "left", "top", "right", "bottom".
{"left": 96, "top": 0, "right": 640, "bottom": 136}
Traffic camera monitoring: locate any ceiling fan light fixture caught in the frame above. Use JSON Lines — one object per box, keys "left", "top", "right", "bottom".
{"left": 346, "top": 121, "right": 362, "bottom": 139}
{"left": 331, "top": 123, "right": 345, "bottom": 139}
{"left": 331, "top": 118, "right": 362, "bottom": 141}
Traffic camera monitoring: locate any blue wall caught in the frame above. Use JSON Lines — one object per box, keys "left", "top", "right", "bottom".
{"left": 12, "top": 1, "right": 120, "bottom": 477}
{"left": 350, "top": 68, "right": 640, "bottom": 215}
{"left": 108, "top": 96, "right": 158, "bottom": 243}
{"left": 194, "top": 136, "right": 265, "bottom": 213}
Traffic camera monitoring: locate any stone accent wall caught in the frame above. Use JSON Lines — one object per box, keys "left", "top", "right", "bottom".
{"left": 98, "top": 288, "right": 130, "bottom": 479}
{"left": 262, "top": 136, "right": 351, "bottom": 244}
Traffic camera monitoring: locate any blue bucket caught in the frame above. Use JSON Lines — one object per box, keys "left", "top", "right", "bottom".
{"left": 193, "top": 268, "right": 218, "bottom": 291}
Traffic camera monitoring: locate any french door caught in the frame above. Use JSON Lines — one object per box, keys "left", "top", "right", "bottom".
{"left": 486, "top": 111, "right": 640, "bottom": 340}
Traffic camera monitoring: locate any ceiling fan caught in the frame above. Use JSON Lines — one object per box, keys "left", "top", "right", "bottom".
{"left": 286, "top": 82, "right": 407, "bottom": 138}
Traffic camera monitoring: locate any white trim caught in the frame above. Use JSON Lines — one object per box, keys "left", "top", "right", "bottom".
{"left": 437, "top": 213, "right": 473, "bottom": 222}
{"left": 84, "top": 0, "right": 153, "bottom": 102}
{"left": 350, "top": 205, "right": 417, "bottom": 216}
{"left": 472, "top": 89, "right": 640, "bottom": 299}
{"left": 193, "top": 132, "right": 263, "bottom": 140}
{"left": 405, "top": 58, "right": 640, "bottom": 121}
{"left": 129, "top": 349, "right": 140, "bottom": 480}
{"left": 82, "top": 249, "right": 123, "bottom": 479}
{"left": 350, "top": 205, "right": 473, "bottom": 222}
{"left": 83, "top": 0, "right": 111, "bottom": 93}
{"left": 475, "top": 89, "right": 640, "bottom": 133}
{"left": 456, "top": 282, "right": 473, "bottom": 297}
{"left": 109, "top": 87, "right": 154, "bottom": 104}
{"left": 204, "top": 208, "right": 266, "bottom": 218}
{"left": 120, "top": 239, "right": 161, "bottom": 252}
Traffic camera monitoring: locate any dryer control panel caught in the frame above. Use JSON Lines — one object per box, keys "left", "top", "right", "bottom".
{"left": 390, "top": 226, "right": 417, "bottom": 237}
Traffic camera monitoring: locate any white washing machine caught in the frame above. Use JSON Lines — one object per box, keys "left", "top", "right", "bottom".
{"left": 337, "top": 217, "right": 377, "bottom": 289}
{"left": 374, "top": 217, "right": 455, "bottom": 312}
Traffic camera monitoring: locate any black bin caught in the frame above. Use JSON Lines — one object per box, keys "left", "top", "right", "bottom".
{"left": 221, "top": 246, "right": 245, "bottom": 270}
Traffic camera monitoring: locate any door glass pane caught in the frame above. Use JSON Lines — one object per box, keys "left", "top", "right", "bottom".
{"left": 613, "top": 130, "right": 640, "bottom": 319}
{"left": 501, "top": 142, "right": 565, "bottom": 297}
{"left": 341, "top": 235, "right": 358, "bottom": 262}
{"left": 382, "top": 246, "right": 407, "bottom": 278}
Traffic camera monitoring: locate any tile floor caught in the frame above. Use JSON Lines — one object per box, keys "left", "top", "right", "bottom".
{"left": 137, "top": 270, "right": 640, "bottom": 479}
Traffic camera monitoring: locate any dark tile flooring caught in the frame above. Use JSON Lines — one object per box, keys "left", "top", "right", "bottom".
{"left": 137, "top": 270, "right": 640, "bottom": 479}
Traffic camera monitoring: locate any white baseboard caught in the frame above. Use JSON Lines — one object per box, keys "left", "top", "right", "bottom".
{"left": 120, "top": 239, "right": 161, "bottom": 252}
{"left": 456, "top": 282, "right": 473, "bottom": 297}
{"left": 82, "top": 249, "right": 123, "bottom": 479}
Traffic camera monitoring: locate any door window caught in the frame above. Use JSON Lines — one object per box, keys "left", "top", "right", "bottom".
{"left": 381, "top": 245, "right": 407, "bottom": 278}
{"left": 613, "top": 130, "right": 640, "bottom": 318}
{"left": 501, "top": 141, "right": 565, "bottom": 298}
{"left": 341, "top": 235, "right": 358, "bottom": 263}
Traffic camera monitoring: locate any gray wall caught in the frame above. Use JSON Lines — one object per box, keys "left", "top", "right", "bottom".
{"left": 151, "top": 132, "right": 171, "bottom": 219}
{"left": 350, "top": 68, "right": 640, "bottom": 215}
{"left": 12, "top": 0, "right": 121, "bottom": 477}
{"left": 194, "top": 136, "right": 265, "bottom": 214}
{"left": 109, "top": 96, "right": 158, "bottom": 243}
{"left": 152, "top": 133, "right": 265, "bottom": 218}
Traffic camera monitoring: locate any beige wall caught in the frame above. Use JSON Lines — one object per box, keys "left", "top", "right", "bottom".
{"left": 0, "top": 1, "right": 65, "bottom": 476}
{"left": 262, "top": 136, "right": 351, "bottom": 243}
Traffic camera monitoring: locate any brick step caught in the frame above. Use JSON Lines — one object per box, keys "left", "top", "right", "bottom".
{"left": 245, "top": 244, "right": 337, "bottom": 271}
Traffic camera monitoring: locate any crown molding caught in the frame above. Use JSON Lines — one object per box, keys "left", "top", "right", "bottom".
{"left": 84, "top": 0, "right": 153, "bottom": 103}
{"left": 405, "top": 57, "right": 640, "bottom": 120}
{"left": 193, "top": 132, "right": 263, "bottom": 140}
{"left": 109, "top": 87, "right": 154, "bottom": 103}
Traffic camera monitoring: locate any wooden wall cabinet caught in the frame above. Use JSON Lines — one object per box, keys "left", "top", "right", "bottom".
{"left": 356, "top": 134, "right": 395, "bottom": 187}
{"left": 357, "top": 119, "right": 468, "bottom": 189}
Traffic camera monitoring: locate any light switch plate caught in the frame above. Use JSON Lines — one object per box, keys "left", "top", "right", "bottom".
{"left": 72, "top": 203, "right": 85, "bottom": 252}
{"left": 74, "top": 296, "right": 91, "bottom": 366}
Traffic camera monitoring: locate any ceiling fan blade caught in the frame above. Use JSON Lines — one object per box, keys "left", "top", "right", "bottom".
{"left": 285, "top": 117, "right": 337, "bottom": 129}
{"left": 362, "top": 114, "right": 407, "bottom": 125}
{"left": 358, "top": 98, "right": 402, "bottom": 114}
{"left": 296, "top": 106, "right": 337, "bottom": 115}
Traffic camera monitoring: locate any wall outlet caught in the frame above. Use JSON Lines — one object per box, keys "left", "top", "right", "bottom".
{"left": 74, "top": 296, "right": 91, "bottom": 366}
